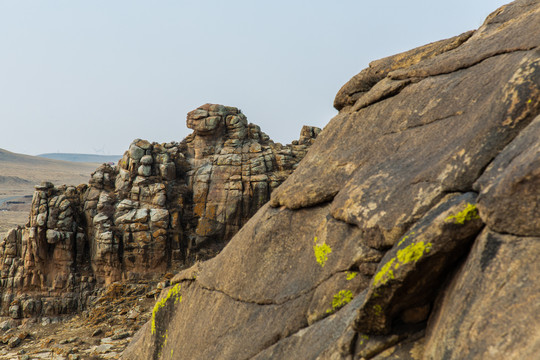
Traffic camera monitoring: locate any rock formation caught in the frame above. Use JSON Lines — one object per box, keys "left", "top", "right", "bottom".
{"left": 123, "top": 1, "right": 540, "bottom": 359}
{"left": 0, "top": 104, "right": 319, "bottom": 318}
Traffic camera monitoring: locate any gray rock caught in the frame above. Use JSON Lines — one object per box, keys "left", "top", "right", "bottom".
{"left": 129, "top": 144, "right": 145, "bottom": 161}
{"left": 9, "top": 305, "right": 20, "bottom": 319}
{"left": 8, "top": 335, "right": 21, "bottom": 348}
{"left": 93, "top": 343, "right": 113, "bottom": 353}
{"left": 0, "top": 319, "right": 16, "bottom": 331}
{"left": 140, "top": 155, "right": 153, "bottom": 165}
{"left": 111, "top": 331, "right": 130, "bottom": 340}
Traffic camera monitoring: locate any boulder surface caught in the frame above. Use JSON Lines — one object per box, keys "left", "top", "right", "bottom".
{"left": 123, "top": 1, "right": 540, "bottom": 359}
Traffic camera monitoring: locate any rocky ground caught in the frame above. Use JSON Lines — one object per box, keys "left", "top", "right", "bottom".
{"left": 0, "top": 278, "right": 165, "bottom": 360}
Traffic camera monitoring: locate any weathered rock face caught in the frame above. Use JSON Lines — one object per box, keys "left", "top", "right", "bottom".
{"left": 123, "top": 1, "right": 540, "bottom": 359}
{"left": 0, "top": 104, "right": 319, "bottom": 317}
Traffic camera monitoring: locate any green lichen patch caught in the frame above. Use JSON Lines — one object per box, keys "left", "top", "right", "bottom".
{"left": 313, "top": 237, "right": 332, "bottom": 267}
{"left": 397, "top": 231, "right": 415, "bottom": 246}
{"left": 151, "top": 283, "right": 182, "bottom": 335}
{"left": 396, "top": 241, "right": 432, "bottom": 265}
{"left": 346, "top": 271, "right": 358, "bottom": 280}
{"left": 373, "top": 258, "right": 396, "bottom": 286}
{"left": 373, "top": 304, "right": 383, "bottom": 316}
{"left": 445, "top": 202, "right": 480, "bottom": 224}
{"left": 358, "top": 334, "right": 369, "bottom": 346}
{"left": 373, "top": 241, "right": 432, "bottom": 286}
{"left": 326, "top": 290, "right": 354, "bottom": 313}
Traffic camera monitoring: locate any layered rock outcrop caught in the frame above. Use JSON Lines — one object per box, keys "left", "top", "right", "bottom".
{"left": 0, "top": 104, "right": 319, "bottom": 317}
{"left": 123, "top": 1, "right": 540, "bottom": 359}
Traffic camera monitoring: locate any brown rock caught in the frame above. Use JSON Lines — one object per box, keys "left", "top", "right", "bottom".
{"left": 271, "top": 23, "right": 540, "bottom": 249}
{"left": 123, "top": 1, "right": 540, "bottom": 359}
{"left": 0, "top": 105, "right": 318, "bottom": 318}
{"left": 354, "top": 193, "right": 483, "bottom": 334}
{"left": 423, "top": 230, "right": 540, "bottom": 359}
{"left": 333, "top": 31, "right": 474, "bottom": 111}
{"left": 475, "top": 114, "right": 540, "bottom": 236}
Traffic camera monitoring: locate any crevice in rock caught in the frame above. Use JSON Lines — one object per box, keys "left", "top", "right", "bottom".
{"left": 193, "top": 262, "right": 365, "bottom": 309}
{"left": 383, "top": 111, "right": 462, "bottom": 136}
{"left": 357, "top": 46, "right": 538, "bottom": 123}
{"left": 246, "top": 293, "right": 364, "bottom": 360}
{"left": 351, "top": 79, "right": 413, "bottom": 113}
{"left": 390, "top": 46, "right": 538, "bottom": 81}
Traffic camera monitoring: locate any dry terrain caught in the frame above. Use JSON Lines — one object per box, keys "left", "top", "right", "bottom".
{"left": 0, "top": 148, "right": 100, "bottom": 238}
{"left": 0, "top": 279, "right": 161, "bottom": 359}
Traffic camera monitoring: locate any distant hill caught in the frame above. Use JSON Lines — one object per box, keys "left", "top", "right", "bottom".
{"left": 0, "top": 175, "right": 32, "bottom": 186}
{"left": 0, "top": 148, "right": 102, "bottom": 239}
{"left": 0, "top": 148, "right": 99, "bottom": 192}
{"left": 38, "top": 153, "right": 122, "bottom": 164}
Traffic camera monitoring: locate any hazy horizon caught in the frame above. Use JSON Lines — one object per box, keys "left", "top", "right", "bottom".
{"left": 0, "top": 0, "right": 509, "bottom": 156}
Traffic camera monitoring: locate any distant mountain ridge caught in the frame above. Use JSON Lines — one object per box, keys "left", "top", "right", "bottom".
{"left": 38, "top": 153, "right": 122, "bottom": 164}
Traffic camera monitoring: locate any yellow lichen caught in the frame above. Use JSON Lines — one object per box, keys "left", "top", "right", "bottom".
{"left": 151, "top": 284, "right": 182, "bottom": 335}
{"left": 313, "top": 237, "right": 332, "bottom": 267}
{"left": 358, "top": 334, "right": 369, "bottom": 346}
{"left": 326, "top": 289, "right": 354, "bottom": 313}
{"left": 397, "top": 231, "right": 415, "bottom": 246}
{"left": 373, "top": 258, "right": 395, "bottom": 286}
{"left": 397, "top": 241, "right": 432, "bottom": 264}
{"left": 373, "top": 241, "right": 432, "bottom": 286}
{"left": 346, "top": 271, "right": 358, "bottom": 280}
{"left": 445, "top": 202, "right": 480, "bottom": 224}
{"left": 373, "top": 304, "right": 383, "bottom": 316}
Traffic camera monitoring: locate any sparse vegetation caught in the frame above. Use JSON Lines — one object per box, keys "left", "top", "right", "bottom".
{"left": 326, "top": 290, "right": 354, "bottom": 313}
{"left": 151, "top": 284, "right": 182, "bottom": 335}
{"left": 313, "top": 237, "right": 332, "bottom": 267}
{"left": 374, "top": 241, "right": 432, "bottom": 286}
{"left": 445, "top": 202, "right": 480, "bottom": 224}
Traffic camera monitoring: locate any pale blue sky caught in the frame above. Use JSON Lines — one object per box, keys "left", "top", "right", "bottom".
{"left": 0, "top": 0, "right": 509, "bottom": 155}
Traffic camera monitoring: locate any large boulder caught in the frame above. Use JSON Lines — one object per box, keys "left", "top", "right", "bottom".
{"left": 123, "top": 1, "right": 540, "bottom": 359}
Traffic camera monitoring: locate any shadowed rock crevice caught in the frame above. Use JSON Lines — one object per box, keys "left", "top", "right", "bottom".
{"left": 390, "top": 46, "right": 539, "bottom": 81}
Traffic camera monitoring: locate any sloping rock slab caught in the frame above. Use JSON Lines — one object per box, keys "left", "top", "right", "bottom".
{"left": 475, "top": 114, "right": 540, "bottom": 236}
{"left": 354, "top": 192, "right": 483, "bottom": 334}
{"left": 423, "top": 230, "right": 540, "bottom": 359}
{"left": 121, "top": 1, "right": 540, "bottom": 359}
{"left": 271, "top": 0, "right": 540, "bottom": 218}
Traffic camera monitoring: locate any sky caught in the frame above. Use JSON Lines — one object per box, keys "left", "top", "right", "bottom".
{"left": 0, "top": 0, "right": 509, "bottom": 156}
